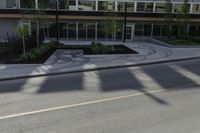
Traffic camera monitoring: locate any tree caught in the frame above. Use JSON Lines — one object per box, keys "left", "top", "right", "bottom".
{"left": 176, "top": 0, "right": 190, "bottom": 39}
{"left": 182, "top": 0, "right": 190, "bottom": 39}
{"left": 15, "top": 24, "right": 29, "bottom": 55}
{"left": 31, "top": 3, "right": 48, "bottom": 47}
{"left": 164, "top": 0, "right": 173, "bottom": 38}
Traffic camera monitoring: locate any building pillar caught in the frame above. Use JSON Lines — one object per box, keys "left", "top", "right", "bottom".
{"left": 172, "top": 3, "right": 175, "bottom": 13}
{"left": 134, "top": 1, "right": 137, "bottom": 12}
{"left": 190, "top": 3, "right": 193, "bottom": 14}
{"left": 153, "top": 2, "right": 156, "bottom": 13}
{"left": 96, "top": 0, "right": 98, "bottom": 11}
{"left": 115, "top": 1, "right": 118, "bottom": 12}
{"left": 16, "top": 0, "right": 20, "bottom": 9}
{"left": 35, "top": 0, "right": 38, "bottom": 9}
{"left": 76, "top": 0, "right": 78, "bottom": 11}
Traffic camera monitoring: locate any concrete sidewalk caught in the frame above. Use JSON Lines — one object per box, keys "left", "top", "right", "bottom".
{"left": 0, "top": 42, "right": 200, "bottom": 81}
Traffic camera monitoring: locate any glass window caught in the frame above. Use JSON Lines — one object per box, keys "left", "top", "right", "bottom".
{"left": 116, "top": 23, "right": 123, "bottom": 40}
{"left": 0, "top": 0, "right": 16, "bottom": 8}
{"left": 174, "top": 3, "right": 182, "bottom": 12}
{"left": 171, "top": 25, "right": 178, "bottom": 37}
{"left": 155, "top": 3, "right": 165, "bottom": 13}
{"left": 49, "top": 23, "right": 57, "bottom": 38}
{"left": 68, "top": 23, "right": 76, "bottom": 39}
{"left": 192, "top": 4, "right": 200, "bottom": 14}
{"left": 98, "top": 1, "right": 115, "bottom": 11}
{"left": 137, "top": 2, "right": 153, "bottom": 12}
{"left": 153, "top": 25, "right": 161, "bottom": 36}
{"left": 38, "top": 0, "right": 76, "bottom": 10}
{"left": 97, "top": 23, "right": 106, "bottom": 40}
{"left": 118, "top": 2, "right": 134, "bottom": 12}
{"left": 197, "top": 26, "right": 200, "bottom": 37}
{"left": 161, "top": 25, "right": 168, "bottom": 36}
{"left": 6, "top": 0, "right": 16, "bottom": 8}
{"left": 78, "top": 1, "right": 95, "bottom": 11}
{"left": 59, "top": 23, "right": 68, "bottom": 38}
{"left": 135, "top": 24, "right": 143, "bottom": 36}
{"left": 143, "top": 25, "right": 152, "bottom": 36}
{"left": 78, "top": 23, "right": 87, "bottom": 39}
{"left": 20, "top": 0, "right": 35, "bottom": 9}
{"left": 87, "top": 23, "right": 96, "bottom": 39}
{"left": 38, "top": 0, "right": 56, "bottom": 9}
{"left": 59, "top": 0, "right": 76, "bottom": 10}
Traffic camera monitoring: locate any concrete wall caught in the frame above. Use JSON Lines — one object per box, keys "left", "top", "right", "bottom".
{"left": 0, "top": 19, "right": 18, "bottom": 42}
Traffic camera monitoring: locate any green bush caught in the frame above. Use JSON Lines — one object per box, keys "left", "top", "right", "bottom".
{"left": 21, "top": 43, "right": 55, "bottom": 62}
{"left": 90, "top": 42, "right": 110, "bottom": 54}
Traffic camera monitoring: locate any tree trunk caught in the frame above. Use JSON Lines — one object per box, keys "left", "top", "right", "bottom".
{"left": 22, "top": 35, "right": 26, "bottom": 55}
{"left": 36, "top": 21, "right": 40, "bottom": 47}
{"left": 111, "top": 34, "right": 114, "bottom": 51}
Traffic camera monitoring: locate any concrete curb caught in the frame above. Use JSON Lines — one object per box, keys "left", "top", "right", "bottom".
{"left": 0, "top": 56, "right": 200, "bottom": 82}
{"left": 149, "top": 39, "right": 200, "bottom": 48}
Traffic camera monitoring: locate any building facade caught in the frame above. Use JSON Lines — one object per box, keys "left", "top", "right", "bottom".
{"left": 0, "top": 0, "right": 200, "bottom": 42}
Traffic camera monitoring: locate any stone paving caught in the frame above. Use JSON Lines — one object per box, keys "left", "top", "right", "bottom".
{"left": 0, "top": 41, "right": 200, "bottom": 80}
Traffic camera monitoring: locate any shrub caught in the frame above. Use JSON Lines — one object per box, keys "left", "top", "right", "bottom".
{"left": 21, "top": 43, "right": 55, "bottom": 62}
{"left": 90, "top": 42, "right": 110, "bottom": 54}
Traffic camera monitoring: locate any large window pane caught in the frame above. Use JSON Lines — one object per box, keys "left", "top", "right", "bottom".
{"left": 174, "top": 3, "right": 182, "bottom": 12}
{"left": 143, "top": 25, "right": 152, "bottom": 36}
{"left": 155, "top": 3, "right": 165, "bottom": 13}
{"left": 38, "top": 0, "right": 56, "bottom": 9}
{"left": 118, "top": 2, "right": 134, "bottom": 12}
{"left": 78, "top": 23, "right": 87, "bottom": 39}
{"left": 59, "top": 23, "right": 68, "bottom": 38}
{"left": 0, "top": 0, "right": 16, "bottom": 8}
{"left": 97, "top": 23, "right": 106, "bottom": 40}
{"left": 192, "top": 4, "right": 200, "bottom": 14}
{"left": 116, "top": 23, "right": 123, "bottom": 40}
{"left": 137, "top": 2, "right": 153, "bottom": 12}
{"left": 98, "top": 1, "right": 115, "bottom": 11}
{"left": 59, "top": 0, "right": 76, "bottom": 10}
{"left": 153, "top": 25, "right": 161, "bottom": 36}
{"left": 68, "top": 23, "right": 76, "bottom": 39}
{"left": 78, "top": 1, "right": 95, "bottom": 11}
{"left": 87, "top": 23, "right": 96, "bottom": 39}
{"left": 161, "top": 25, "right": 168, "bottom": 36}
{"left": 20, "top": 0, "right": 35, "bottom": 8}
{"left": 135, "top": 24, "right": 143, "bottom": 36}
{"left": 49, "top": 23, "right": 57, "bottom": 38}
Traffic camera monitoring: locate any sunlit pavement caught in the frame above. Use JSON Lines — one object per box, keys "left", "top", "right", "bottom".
{"left": 0, "top": 59, "right": 200, "bottom": 132}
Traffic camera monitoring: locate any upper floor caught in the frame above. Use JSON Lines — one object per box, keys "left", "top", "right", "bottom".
{"left": 0, "top": 0, "right": 200, "bottom": 14}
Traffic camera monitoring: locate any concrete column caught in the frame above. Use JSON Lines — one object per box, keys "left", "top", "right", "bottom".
{"left": 134, "top": 1, "right": 137, "bottom": 12}
{"left": 115, "top": 1, "right": 118, "bottom": 12}
{"left": 190, "top": 3, "right": 193, "bottom": 14}
{"left": 96, "top": 0, "right": 98, "bottom": 11}
{"left": 35, "top": 0, "right": 38, "bottom": 9}
{"left": 16, "top": 0, "right": 20, "bottom": 9}
{"left": 153, "top": 2, "right": 156, "bottom": 13}
{"left": 76, "top": 0, "right": 78, "bottom": 11}
{"left": 172, "top": 3, "right": 175, "bottom": 13}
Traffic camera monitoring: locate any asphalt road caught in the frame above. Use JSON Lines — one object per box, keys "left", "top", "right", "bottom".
{"left": 1, "top": 59, "right": 200, "bottom": 133}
